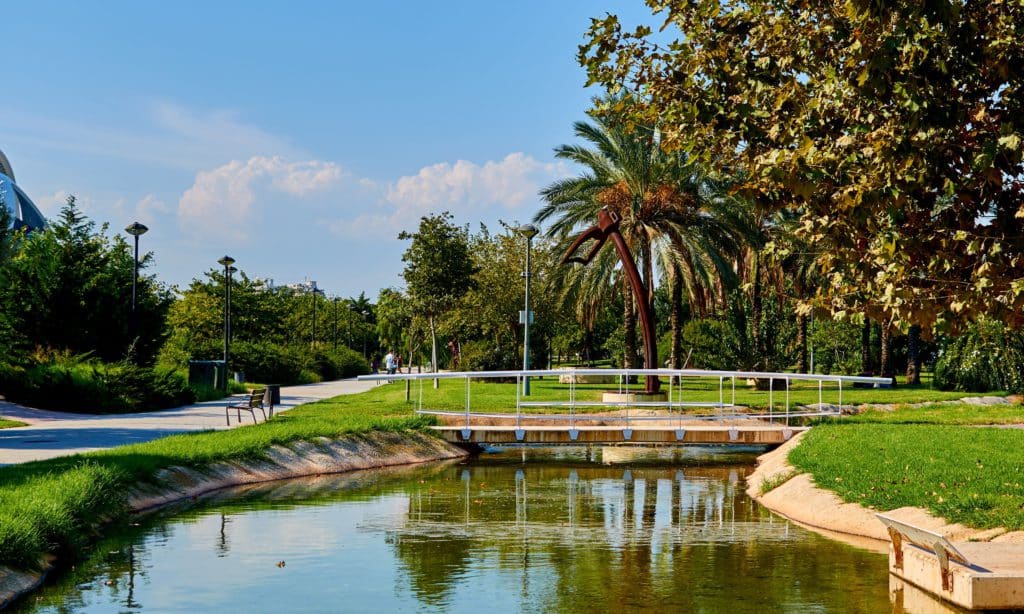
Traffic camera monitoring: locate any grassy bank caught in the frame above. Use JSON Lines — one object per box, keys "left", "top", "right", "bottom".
{"left": 0, "top": 389, "right": 431, "bottom": 569}
{"left": 790, "top": 402, "right": 1024, "bottom": 530}
{"left": 0, "top": 419, "right": 25, "bottom": 429}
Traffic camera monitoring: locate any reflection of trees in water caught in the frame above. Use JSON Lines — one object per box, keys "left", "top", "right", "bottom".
{"left": 387, "top": 462, "right": 888, "bottom": 612}
{"left": 386, "top": 530, "right": 476, "bottom": 606}
{"left": 23, "top": 531, "right": 150, "bottom": 612}
{"left": 26, "top": 457, "right": 890, "bottom": 612}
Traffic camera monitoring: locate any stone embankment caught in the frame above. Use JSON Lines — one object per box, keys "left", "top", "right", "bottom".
{"left": 0, "top": 431, "right": 469, "bottom": 608}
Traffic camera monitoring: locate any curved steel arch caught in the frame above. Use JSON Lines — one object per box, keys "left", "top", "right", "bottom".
{"left": 561, "top": 208, "right": 661, "bottom": 394}
{"left": 0, "top": 149, "right": 14, "bottom": 181}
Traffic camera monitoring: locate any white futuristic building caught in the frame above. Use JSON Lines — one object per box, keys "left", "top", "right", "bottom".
{"left": 0, "top": 148, "right": 46, "bottom": 231}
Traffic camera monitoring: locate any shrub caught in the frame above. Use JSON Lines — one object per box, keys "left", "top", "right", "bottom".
{"left": 0, "top": 354, "right": 195, "bottom": 413}
{"left": 230, "top": 342, "right": 369, "bottom": 384}
{"left": 312, "top": 347, "right": 369, "bottom": 381}
{"left": 229, "top": 341, "right": 308, "bottom": 384}
{"left": 933, "top": 320, "right": 1024, "bottom": 393}
{"left": 459, "top": 339, "right": 519, "bottom": 372}
{"left": 807, "top": 318, "right": 862, "bottom": 375}
{"left": 681, "top": 318, "right": 739, "bottom": 370}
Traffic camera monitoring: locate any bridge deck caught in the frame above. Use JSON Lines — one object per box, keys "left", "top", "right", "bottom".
{"left": 433, "top": 424, "right": 807, "bottom": 445}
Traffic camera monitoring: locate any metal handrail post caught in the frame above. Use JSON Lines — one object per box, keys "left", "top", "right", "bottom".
{"left": 516, "top": 374, "right": 522, "bottom": 429}
{"left": 719, "top": 376, "right": 724, "bottom": 415}
{"left": 465, "top": 375, "right": 471, "bottom": 429}
{"left": 838, "top": 379, "right": 843, "bottom": 418}
{"left": 818, "top": 380, "right": 823, "bottom": 413}
{"left": 785, "top": 377, "right": 790, "bottom": 427}
{"left": 769, "top": 377, "right": 774, "bottom": 422}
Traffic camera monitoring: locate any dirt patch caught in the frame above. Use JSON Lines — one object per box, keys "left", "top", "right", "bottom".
{"left": 0, "top": 431, "right": 468, "bottom": 608}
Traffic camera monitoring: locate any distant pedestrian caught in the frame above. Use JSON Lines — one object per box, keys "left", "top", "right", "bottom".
{"left": 370, "top": 355, "right": 379, "bottom": 374}
{"left": 384, "top": 350, "right": 397, "bottom": 375}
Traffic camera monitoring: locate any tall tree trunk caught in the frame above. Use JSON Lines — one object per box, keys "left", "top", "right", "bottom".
{"left": 751, "top": 250, "right": 763, "bottom": 369}
{"left": 622, "top": 275, "right": 637, "bottom": 370}
{"left": 429, "top": 315, "right": 438, "bottom": 389}
{"left": 906, "top": 324, "right": 922, "bottom": 385}
{"left": 796, "top": 314, "right": 809, "bottom": 373}
{"left": 641, "top": 237, "right": 655, "bottom": 313}
{"left": 861, "top": 318, "right": 872, "bottom": 374}
{"left": 880, "top": 323, "right": 895, "bottom": 385}
{"left": 670, "top": 266, "right": 683, "bottom": 369}
{"left": 680, "top": 254, "right": 703, "bottom": 318}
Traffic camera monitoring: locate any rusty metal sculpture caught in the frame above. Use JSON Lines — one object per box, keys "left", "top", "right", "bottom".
{"left": 562, "top": 208, "right": 660, "bottom": 394}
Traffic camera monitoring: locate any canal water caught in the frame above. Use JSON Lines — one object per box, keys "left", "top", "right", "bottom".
{"left": 15, "top": 447, "right": 903, "bottom": 613}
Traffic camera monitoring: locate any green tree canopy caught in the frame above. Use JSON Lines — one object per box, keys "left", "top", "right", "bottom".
{"left": 399, "top": 212, "right": 477, "bottom": 375}
{"left": 0, "top": 197, "right": 172, "bottom": 364}
{"left": 580, "top": 1, "right": 1024, "bottom": 330}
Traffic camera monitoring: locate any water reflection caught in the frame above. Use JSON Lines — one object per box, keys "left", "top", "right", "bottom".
{"left": 16, "top": 447, "right": 896, "bottom": 613}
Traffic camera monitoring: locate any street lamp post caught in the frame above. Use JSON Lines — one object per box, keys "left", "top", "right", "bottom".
{"left": 310, "top": 282, "right": 320, "bottom": 347}
{"left": 125, "top": 222, "right": 148, "bottom": 343}
{"left": 517, "top": 224, "right": 539, "bottom": 396}
{"left": 333, "top": 297, "right": 339, "bottom": 350}
{"left": 361, "top": 309, "right": 369, "bottom": 358}
{"left": 218, "top": 255, "right": 235, "bottom": 390}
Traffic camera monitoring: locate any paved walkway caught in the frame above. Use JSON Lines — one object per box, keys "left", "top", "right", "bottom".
{"left": 0, "top": 379, "right": 377, "bottom": 465}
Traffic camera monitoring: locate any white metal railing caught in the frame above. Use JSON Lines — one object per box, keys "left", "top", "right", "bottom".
{"left": 358, "top": 368, "right": 892, "bottom": 429}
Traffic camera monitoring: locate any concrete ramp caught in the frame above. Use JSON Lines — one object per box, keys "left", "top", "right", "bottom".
{"left": 879, "top": 513, "right": 1024, "bottom": 610}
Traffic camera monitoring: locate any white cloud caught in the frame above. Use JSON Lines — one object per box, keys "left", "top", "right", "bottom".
{"left": 130, "top": 194, "right": 170, "bottom": 225}
{"left": 386, "top": 152, "right": 566, "bottom": 214}
{"left": 327, "top": 153, "right": 570, "bottom": 238}
{"left": 177, "top": 156, "right": 344, "bottom": 240}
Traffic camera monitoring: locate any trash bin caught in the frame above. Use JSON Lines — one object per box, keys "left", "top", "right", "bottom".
{"left": 264, "top": 384, "right": 281, "bottom": 406}
{"left": 188, "top": 360, "right": 226, "bottom": 389}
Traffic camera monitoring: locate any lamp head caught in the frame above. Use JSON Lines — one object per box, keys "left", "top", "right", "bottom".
{"left": 517, "top": 224, "right": 540, "bottom": 240}
{"left": 125, "top": 221, "right": 149, "bottom": 237}
{"left": 218, "top": 255, "right": 236, "bottom": 267}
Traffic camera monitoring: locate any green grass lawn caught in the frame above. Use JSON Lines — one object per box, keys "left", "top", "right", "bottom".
{"left": 838, "top": 402, "right": 1024, "bottom": 425}
{"left": 0, "top": 419, "right": 26, "bottom": 429}
{"left": 791, "top": 402, "right": 1024, "bottom": 530}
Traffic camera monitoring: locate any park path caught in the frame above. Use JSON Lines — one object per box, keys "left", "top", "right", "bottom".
{"left": 0, "top": 379, "right": 377, "bottom": 465}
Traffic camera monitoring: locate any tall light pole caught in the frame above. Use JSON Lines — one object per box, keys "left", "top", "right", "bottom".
{"left": 309, "top": 281, "right": 320, "bottom": 347}
{"left": 125, "top": 222, "right": 148, "bottom": 343}
{"left": 360, "top": 309, "right": 369, "bottom": 358}
{"left": 517, "top": 224, "right": 539, "bottom": 396}
{"left": 218, "top": 255, "right": 235, "bottom": 390}
{"left": 333, "top": 297, "right": 339, "bottom": 350}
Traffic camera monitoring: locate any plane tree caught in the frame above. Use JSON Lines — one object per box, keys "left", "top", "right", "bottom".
{"left": 580, "top": 0, "right": 1024, "bottom": 331}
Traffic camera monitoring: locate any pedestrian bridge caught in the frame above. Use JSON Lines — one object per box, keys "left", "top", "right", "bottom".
{"left": 358, "top": 368, "right": 892, "bottom": 446}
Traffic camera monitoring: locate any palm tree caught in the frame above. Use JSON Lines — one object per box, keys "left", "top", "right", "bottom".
{"left": 537, "top": 110, "right": 749, "bottom": 368}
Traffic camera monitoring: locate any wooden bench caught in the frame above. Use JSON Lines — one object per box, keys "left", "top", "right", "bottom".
{"left": 226, "top": 389, "right": 267, "bottom": 425}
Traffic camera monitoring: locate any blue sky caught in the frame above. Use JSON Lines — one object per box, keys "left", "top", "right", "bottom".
{"left": 1, "top": 1, "right": 656, "bottom": 298}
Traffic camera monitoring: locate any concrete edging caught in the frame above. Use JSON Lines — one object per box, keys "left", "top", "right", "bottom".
{"left": 0, "top": 430, "right": 469, "bottom": 609}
